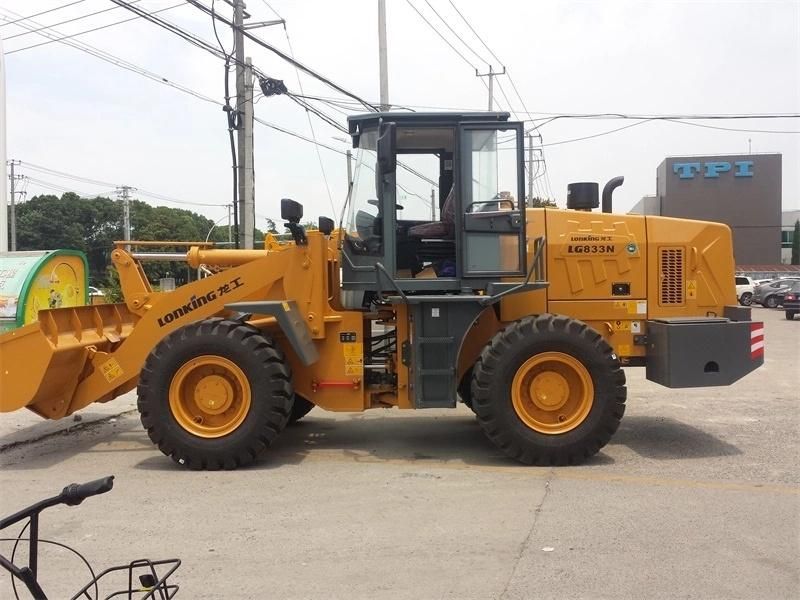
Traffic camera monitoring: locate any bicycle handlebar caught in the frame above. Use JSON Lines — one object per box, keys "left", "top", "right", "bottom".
{"left": 60, "top": 476, "right": 115, "bottom": 506}
{"left": 0, "top": 476, "right": 115, "bottom": 530}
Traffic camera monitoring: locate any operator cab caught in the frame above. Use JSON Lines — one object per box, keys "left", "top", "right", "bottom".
{"left": 341, "top": 112, "right": 526, "bottom": 298}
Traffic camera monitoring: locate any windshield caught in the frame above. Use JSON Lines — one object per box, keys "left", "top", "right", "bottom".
{"left": 346, "top": 130, "right": 381, "bottom": 254}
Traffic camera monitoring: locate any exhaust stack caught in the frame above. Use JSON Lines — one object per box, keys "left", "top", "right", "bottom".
{"left": 602, "top": 176, "right": 625, "bottom": 213}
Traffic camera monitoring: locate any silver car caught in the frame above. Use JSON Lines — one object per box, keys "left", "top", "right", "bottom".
{"left": 753, "top": 278, "right": 800, "bottom": 308}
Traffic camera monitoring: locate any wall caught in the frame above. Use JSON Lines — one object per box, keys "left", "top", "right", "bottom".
{"left": 655, "top": 154, "right": 781, "bottom": 264}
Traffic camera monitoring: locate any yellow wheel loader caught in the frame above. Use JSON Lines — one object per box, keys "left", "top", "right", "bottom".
{"left": 0, "top": 112, "right": 765, "bottom": 469}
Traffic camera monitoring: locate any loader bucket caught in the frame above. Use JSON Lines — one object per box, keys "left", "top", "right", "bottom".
{"left": 0, "top": 303, "right": 138, "bottom": 419}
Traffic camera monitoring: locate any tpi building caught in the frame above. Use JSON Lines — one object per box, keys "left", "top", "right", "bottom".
{"left": 630, "top": 154, "right": 782, "bottom": 265}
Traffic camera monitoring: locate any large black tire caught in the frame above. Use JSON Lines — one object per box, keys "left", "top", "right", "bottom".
{"left": 137, "top": 319, "right": 293, "bottom": 470}
{"left": 786, "top": 310, "right": 797, "bottom": 321}
{"left": 765, "top": 295, "right": 779, "bottom": 308}
{"left": 289, "top": 395, "right": 315, "bottom": 424}
{"left": 471, "top": 314, "right": 626, "bottom": 466}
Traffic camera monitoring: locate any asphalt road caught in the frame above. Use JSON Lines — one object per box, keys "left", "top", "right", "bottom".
{"left": 1, "top": 306, "right": 798, "bottom": 599}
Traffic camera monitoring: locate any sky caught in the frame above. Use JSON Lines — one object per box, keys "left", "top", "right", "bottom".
{"left": 1, "top": 0, "right": 799, "bottom": 230}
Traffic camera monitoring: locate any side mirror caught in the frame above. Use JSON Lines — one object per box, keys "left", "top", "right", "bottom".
{"left": 377, "top": 122, "right": 396, "bottom": 174}
{"left": 318, "top": 216, "right": 334, "bottom": 236}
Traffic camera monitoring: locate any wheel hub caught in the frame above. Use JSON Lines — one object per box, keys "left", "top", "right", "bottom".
{"left": 511, "top": 351, "right": 594, "bottom": 435}
{"left": 168, "top": 355, "right": 252, "bottom": 438}
{"left": 194, "top": 375, "right": 234, "bottom": 414}
{"left": 530, "top": 371, "right": 570, "bottom": 410}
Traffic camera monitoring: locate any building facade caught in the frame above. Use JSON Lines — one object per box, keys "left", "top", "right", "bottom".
{"left": 630, "top": 154, "right": 782, "bottom": 265}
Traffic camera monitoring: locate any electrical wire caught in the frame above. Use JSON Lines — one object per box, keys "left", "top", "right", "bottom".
{"left": 540, "top": 119, "right": 654, "bottom": 147}
{"left": 0, "top": 6, "right": 222, "bottom": 107}
{"left": 3, "top": 1, "right": 137, "bottom": 40}
{"left": 184, "top": 0, "right": 377, "bottom": 112}
{"left": 275, "top": 11, "right": 338, "bottom": 217}
{"left": 4, "top": 3, "right": 185, "bottom": 54}
{"left": 404, "top": 0, "right": 476, "bottom": 70}
{"left": 210, "top": 0, "right": 240, "bottom": 246}
{"left": 664, "top": 119, "right": 800, "bottom": 135}
{"left": 20, "top": 163, "right": 226, "bottom": 207}
{"left": 422, "top": 0, "right": 489, "bottom": 67}
{"left": 0, "top": 0, "right": 89, "bottom": 28}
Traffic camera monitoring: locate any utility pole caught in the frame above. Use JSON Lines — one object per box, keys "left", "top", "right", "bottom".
{"left": 378, "top": 0, "right": 389, "bottom": 110}
{"left": 475, "top": 65, "right": 506, "bottom": 110}
{"left": 430, "top": 188, "right": 436, "bottom": 220}
{"left": 8, "top": 159, "right": 22, "bottom": 251}
{"left": 240, "top": 57, "right": 255, "bottom": 249}
{"left": 527, "top": 133, "right": 534, "bottom": 207}
{"left": 116, "top": 185, "right": 134, "bottom": 248}
{"left": 231, "top": 2, "right": 281, "bottom": 249}
{"left": 233, "top": 0, "right": 254, "bottom": 249}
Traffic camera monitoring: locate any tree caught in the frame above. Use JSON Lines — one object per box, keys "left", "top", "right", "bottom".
{"left": 529, "top": 197, "right": 558, "bottom": 208}
{"left": 264, "top": 218, "right": 279, "bottom": 234}
{"left": 792, "top": 219, "right": 800, "bottom": 265}
{"left": 14, "top": 192, "right": 223, "bottom": 284}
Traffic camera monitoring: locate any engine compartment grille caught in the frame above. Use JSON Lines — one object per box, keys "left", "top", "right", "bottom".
{"left": 660, "top": 247, "right": 684, "bottom": 305}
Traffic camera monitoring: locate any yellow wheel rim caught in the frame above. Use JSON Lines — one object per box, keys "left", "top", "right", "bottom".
{"left": 168, "top": 355, "right": 251, "bottom": 438}
{"left": 511, "top": 352, "right": 594, "bottom": 435}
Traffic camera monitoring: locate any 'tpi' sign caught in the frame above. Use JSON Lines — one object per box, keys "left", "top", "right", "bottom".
{"left": 673, "top": 161, "right": 754, "bottom": 179}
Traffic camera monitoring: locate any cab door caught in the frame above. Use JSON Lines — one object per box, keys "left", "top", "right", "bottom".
{"left": 457, "top": 122, "right": 526, "bottom": 278}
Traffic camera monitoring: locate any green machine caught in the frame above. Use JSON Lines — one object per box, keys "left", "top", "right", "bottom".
{"left": 0, "top": 250, "right": 89, "bottom": 333}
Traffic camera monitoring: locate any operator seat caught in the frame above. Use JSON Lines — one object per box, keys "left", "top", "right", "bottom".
{"left": 407, "top": 185, "right": 456, "bottom": 239}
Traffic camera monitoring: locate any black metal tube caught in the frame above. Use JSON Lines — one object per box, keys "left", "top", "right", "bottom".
{"left": 602, "top": 176, "right": 625, "bottom": 213}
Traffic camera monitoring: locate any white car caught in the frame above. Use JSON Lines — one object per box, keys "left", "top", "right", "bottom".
{"left": 88, "top": 286, "right": 105, "bottom": 297}
{"left": 735, "top": 276, "right": 755, "bottom": 306}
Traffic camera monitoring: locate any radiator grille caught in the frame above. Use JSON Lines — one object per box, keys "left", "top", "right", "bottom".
{"left": 660, "top": 248, "right": 684, "bottom": 305}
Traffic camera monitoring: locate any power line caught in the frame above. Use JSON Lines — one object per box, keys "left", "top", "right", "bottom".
{"left": 0, "top": 6, "right": 222, "bottom": 106}
{"left": 422, "top": 0, "right": 489, "bottom": 67}
{"left": 665, "top": 119, "right": 800, "bottom": 135}
{"left": 446, "top": 0, "right": 503, "bottom": 66}
{"left": 0, "top": 0, "right": 90, "bottom": 28}
{"left": 18, "top": 162, "right": 226, "bottom": 207}
{"left": 20, "top": 161, "right": 119, "bottom": 187}
{"left": 276, "top": 15, "right": 337, "bottom": 216}
{"left": 184, "top": 0, "right": 377, "bottom": 111}
{"left": 3, "top": 1, "right": 136, "bottom": 40}
{"left": 540, "top": 120, "right": 654, "bottom": 147}
{"left": 108, "top": 0, "right": 229, "bottom": 62}
{"left": 404, "top": 0, "right": 476, "bottom": 70}
{"left": 5, "top": 3, "right": 185, "bottom": 54}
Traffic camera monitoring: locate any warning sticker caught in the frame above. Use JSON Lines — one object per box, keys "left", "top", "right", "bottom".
{"left": 611, "top": 320, "right": 629, "bottom": 331}
{"left": 342, "top": 342, "right": 363, "bottom": 375}
{"left": 100, "top": 358, "right": 123, "bottom": 383}
{"left": 686, "top": 280, "right": 697, "bottom": 300}
{"left": 626, "top": 300, "right": 647, "bottom": 315}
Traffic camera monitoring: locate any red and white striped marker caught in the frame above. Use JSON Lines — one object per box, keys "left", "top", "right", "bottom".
{"left": 750, "top": 323, "right": 765, "bottom": 360}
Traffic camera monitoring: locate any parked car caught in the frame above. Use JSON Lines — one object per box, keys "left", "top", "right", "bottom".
{"left": 753, "top": 278, "right": 800, "bottom": 308}
{"left": 783, "top": 281, "right": 800, "bottom": 320}
{"left": 735, "top": 276, "right": 756, "bottom": 306}
{"left": 88, "top": 286, "right": 105, "bottom": 297}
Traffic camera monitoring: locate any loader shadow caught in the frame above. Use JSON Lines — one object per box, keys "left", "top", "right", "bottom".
{"left": 133, "top": 410, "right": 739, "bottom": 472}
{"left": 0, "top": 415, "right": 153, "bottom": 470}
{"left": 611, "top": 415, "right": 742, "bottom": 460}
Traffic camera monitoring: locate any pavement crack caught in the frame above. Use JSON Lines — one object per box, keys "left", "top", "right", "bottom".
{"left": 498, "top": 468, "right": 554, "bottom": 600}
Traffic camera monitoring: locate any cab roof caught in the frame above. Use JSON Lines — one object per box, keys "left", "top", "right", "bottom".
{"left": 347, "top": 111, "right": 511, "bottom": 136}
